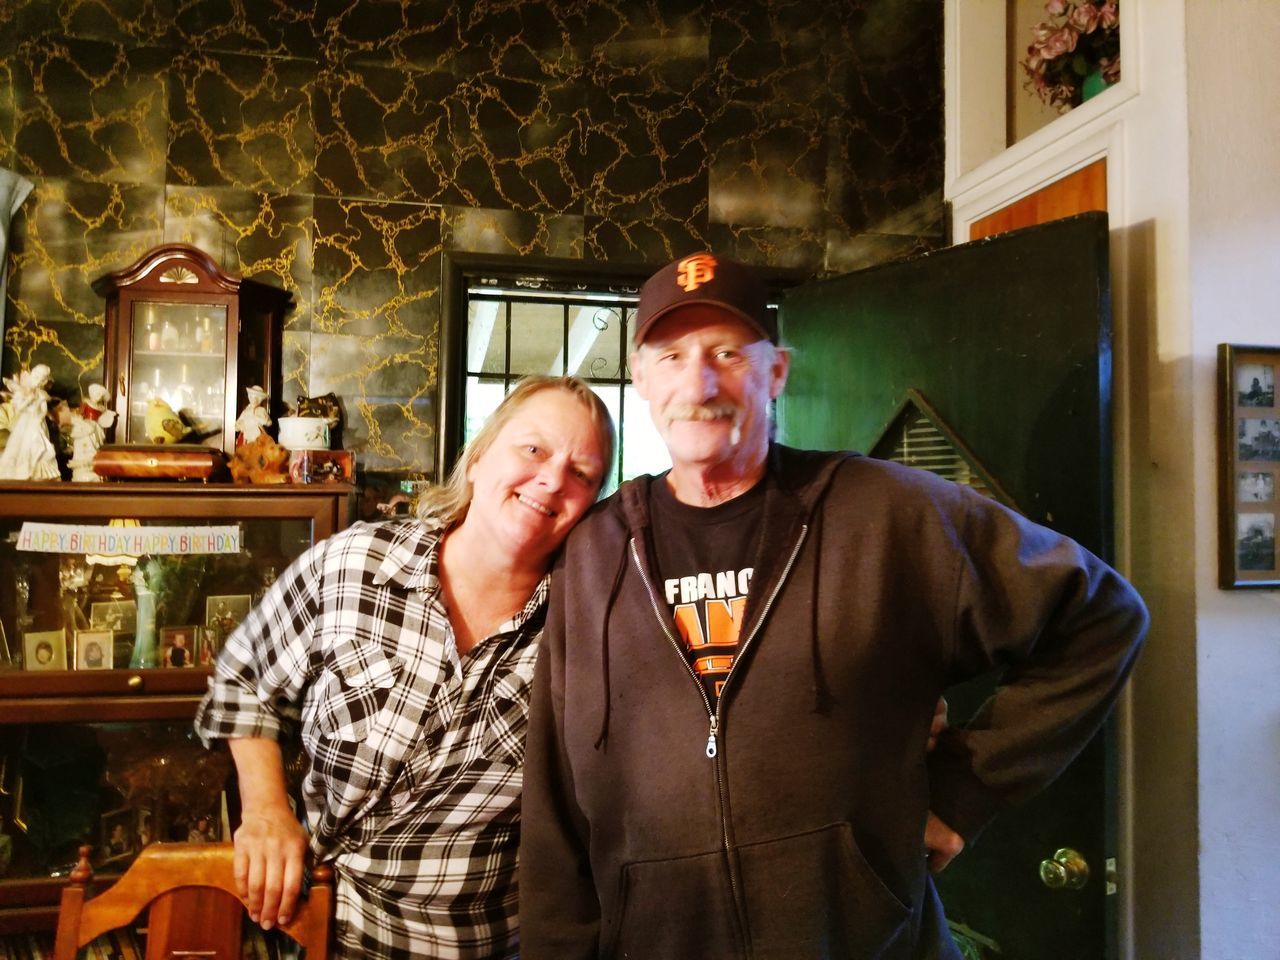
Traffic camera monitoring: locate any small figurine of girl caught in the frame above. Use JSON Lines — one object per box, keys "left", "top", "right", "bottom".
{"left": 234, "top": 384, "right": 271, "bottom": 445}
{"left": 0, "top": 364, "right": 59, "bottom": 480}
{"left": 66, "top": 383, "right": 117, "bottom": 482}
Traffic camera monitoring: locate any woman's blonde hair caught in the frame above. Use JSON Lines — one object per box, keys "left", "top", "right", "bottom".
{"left": 415, "top": 375, "right": 616, "bottom": 525}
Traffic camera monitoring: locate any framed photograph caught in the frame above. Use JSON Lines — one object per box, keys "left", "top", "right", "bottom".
{"left": 89, "top": 599, "right": 137, "bottom": 635}
{"left": 159, "top": 626, "right": 199, "bottom": 669}
{"left": 74, "top": 629, "right": 114, "bottom": 670}
{"left": 22, "top": 630, "right": 66, "bottom": 671}
{"left": 195, "top": 626, "right": 218, "bottom": 668}
{"left": 100, "top": 805, "right": 135, "bottom": 865}
{"left": 1219, "top": 344, "right": 1280, "bottom": 587}
{"left": 182, "top": 808, "right": 221, "bottom": 844}
{"left": 204, "top": 594, "right": 252, "bottom": 647}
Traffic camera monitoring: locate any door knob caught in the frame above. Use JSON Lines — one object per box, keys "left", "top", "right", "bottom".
{"left": 1039, "top": 847, "right": 1089, "bottom": 890}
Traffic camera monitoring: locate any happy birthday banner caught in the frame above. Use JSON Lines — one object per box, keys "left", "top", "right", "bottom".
{"left": 17, "top": 522, "right": 241, "bottom": 556}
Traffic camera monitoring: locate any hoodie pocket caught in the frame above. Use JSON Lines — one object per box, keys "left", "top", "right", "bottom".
{"left": 737, "top": 822, "right": 911, "bottom": 960}
{"left": 313, "top": 637, "right": 402, "bottom": 741}
{"left": 604, "top": 849, "right": 742, "bottom": 959}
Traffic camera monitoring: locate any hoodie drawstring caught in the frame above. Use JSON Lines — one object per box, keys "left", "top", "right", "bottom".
{"left": 809, "top": 504, "right": 832, "bottom": 714}
{"left": 593, "top": 538, "right": 630, "bottom": 750}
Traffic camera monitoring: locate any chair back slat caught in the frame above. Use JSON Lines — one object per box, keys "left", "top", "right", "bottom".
{"left": 52, "top": 842, "right": 333, "bottom": 960}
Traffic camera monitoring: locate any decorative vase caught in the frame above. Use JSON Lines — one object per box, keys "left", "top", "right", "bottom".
{"left": 1081, "top": 67, "right": 1108, "bottom": 102}
{"left": 130, "top": 568, "right": 158, "bottom": 669}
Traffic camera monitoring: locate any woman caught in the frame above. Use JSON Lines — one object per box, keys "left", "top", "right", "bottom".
{"left": 194, "top": 375, "right": 614, "bottom": 959}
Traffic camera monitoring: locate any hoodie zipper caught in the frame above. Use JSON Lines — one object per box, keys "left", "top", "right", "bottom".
{"left": 628, "top": 525, "right": 809, "bottom": 953}
{"left": 629, "top": 526, "right": 810, "bottom": 754}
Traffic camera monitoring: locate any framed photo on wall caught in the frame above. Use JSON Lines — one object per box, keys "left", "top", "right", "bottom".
{"left": 1218, "top": 344, "right": 1280, "bottom": 588}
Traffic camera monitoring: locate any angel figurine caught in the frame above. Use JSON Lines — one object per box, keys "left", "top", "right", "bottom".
{"left": 0, "top": 364, "right": 59, "bottom": 480}
{"left": 234, "top": 384, "right": 271, "bottom": 445}
{"left": 66, "top": 383, "right": 117, "bottom": 482}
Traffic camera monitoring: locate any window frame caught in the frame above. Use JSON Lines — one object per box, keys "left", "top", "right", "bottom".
{"left": 438, "top": 252, "right": 805, "bottom": 482}
{"left": 438, "top": 253, "right": 656, "bottom": 481}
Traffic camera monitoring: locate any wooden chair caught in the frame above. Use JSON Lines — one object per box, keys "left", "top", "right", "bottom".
{"left": 52, "top": 842, "right": 333, "bottom": 960}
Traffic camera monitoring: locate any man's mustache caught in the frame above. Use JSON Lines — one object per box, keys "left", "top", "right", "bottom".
{"left": 663, "top": 401, "right": 740, "bottom": 423}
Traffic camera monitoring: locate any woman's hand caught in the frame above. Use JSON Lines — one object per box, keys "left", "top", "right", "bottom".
{"left": 227, "top": 738, "right": 308, "bottom": 929}
{"left": 233, "top": 805, "right": 309, "bottom": 929}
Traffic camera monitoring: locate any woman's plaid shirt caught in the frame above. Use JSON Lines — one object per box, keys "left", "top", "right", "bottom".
{"left": 194, "top": 518, "right": 547, "bottom": 959}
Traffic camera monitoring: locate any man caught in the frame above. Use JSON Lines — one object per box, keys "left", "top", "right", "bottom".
{"left": 519, "top": 252, "right": 1148, "bottom": 959}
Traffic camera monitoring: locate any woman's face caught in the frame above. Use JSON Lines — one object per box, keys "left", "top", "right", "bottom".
{"left": 465, "top": 389, "right": 607, "bottom": 567}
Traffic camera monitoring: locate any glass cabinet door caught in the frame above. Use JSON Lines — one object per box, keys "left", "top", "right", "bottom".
{"left": 1, "top": 512, "right": 314, "bottom": 672}
{"left": 128, "top": 301, "right": 230, "bottom": 446}
{"left": 95, "top": 244, "right": 291, "bottom": 456}
{"left": 0, "top": 483, "right": 350, "bottom": 936}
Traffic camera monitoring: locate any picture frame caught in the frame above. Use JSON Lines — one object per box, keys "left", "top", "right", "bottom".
{"left": 204, "top": 594, "right": 252, "bottom": 648}
{"left": 195, "top": 626, "right": 218, "bottom": 668}
{"left": 1218, "top": 344, "right": 1280, "bottom": 588}
{"left": 89, "top": 599, "right": 137, "bottom": 635}
{"left": 22, "top": 629, "right": 66, "bottom": 671}
{"left": 74, "top": 629, "right": 114, "bottom": 670}
{"left": 159, "top": 626, "right": 199, "bottom": 669}
{"left": 100, "top": 805, "right": 136, "bottom": 865}
{"left": 0, "top": 620, "right": 11, "bottom": 667}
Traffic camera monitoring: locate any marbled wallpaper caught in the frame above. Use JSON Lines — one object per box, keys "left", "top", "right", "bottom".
{"left": 0, "top": 0, "right": 942, "bottom": 476}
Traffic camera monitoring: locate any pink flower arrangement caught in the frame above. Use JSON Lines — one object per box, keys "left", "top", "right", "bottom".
{"left": 1022, "top": 0, "right": 1120, "bottom": 111}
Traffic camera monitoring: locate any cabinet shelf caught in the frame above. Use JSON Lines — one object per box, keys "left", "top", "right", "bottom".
{"left": 131, "top": 349, "right": 224, "bottom": 360}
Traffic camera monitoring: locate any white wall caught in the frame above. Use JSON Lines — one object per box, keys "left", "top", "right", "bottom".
{"left": 1186, "top": 2, "right": 1280, "bottom": 957}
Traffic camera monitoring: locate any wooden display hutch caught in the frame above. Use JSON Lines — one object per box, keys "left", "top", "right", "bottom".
{"left": 0, "top": 482, "right": 353, "bottom": 935}
{"left": 93, "top": 245, "right": 292, "bottom": 455}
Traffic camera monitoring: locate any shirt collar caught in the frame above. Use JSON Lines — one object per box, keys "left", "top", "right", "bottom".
{"left": 370, "top": 517, "right": 552, "bottom": 634}
{"left": 372, "top": 516, "right": 447, "bottom": 591}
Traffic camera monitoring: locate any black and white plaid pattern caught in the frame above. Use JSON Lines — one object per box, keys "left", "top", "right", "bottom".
{"left": 194, "top": 517, "right": 547, "bottom": 959}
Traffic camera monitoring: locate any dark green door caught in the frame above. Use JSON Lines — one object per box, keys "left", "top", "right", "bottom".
{"left": 778, "top": 212, "right": 1117, "bottom": 960}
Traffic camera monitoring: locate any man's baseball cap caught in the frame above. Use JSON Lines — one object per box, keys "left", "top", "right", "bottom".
{"left": 633, "top": 252, "right": 777, "bottom": 346}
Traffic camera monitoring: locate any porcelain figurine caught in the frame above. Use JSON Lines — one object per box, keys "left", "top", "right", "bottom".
{"left": 66, "top": 383, "right": 117, "bottom": 481}
{"left": 0, "top": 364, "right": 59, "bottom": 480}
{"left": 145, "top": 396, "right": 190, "bottom": 444}
{"left": 235, "top": 384, "right": 271, "bottom": 445}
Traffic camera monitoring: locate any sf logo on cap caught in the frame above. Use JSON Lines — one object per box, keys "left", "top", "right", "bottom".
{"left": 677, "top": 253, "right": 717, "bottom": 292}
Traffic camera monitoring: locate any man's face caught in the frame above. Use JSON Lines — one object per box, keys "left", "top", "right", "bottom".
{"left": 632, "top": 306, "right": 789, "bottom": 473}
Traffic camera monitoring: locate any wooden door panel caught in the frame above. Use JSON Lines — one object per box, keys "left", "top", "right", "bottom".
{"left": 777, "top": 212, "right": 1115, "bottom": 960}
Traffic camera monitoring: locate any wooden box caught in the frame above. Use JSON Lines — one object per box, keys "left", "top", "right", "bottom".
{"left": 92, "top": 444, "right": 229, "bottom": 481}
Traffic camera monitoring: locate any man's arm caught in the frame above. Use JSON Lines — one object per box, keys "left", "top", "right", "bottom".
{"left": 927, "top": 489, "right": 1148, "bottom": 842}
{"left": 519, "top": 566, "right": 602, "bottom": 960}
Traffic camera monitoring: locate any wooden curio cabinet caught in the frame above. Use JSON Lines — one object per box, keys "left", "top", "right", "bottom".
{"left": 0, "top": 482, "right": 352, "bottom": 936}
{"left": 93, "top": 245, "right": 291, "bottom": 455}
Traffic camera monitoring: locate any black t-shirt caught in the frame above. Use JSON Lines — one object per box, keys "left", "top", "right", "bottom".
{"left": 649, "top": 475, "right": 766, "bottom": 706}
